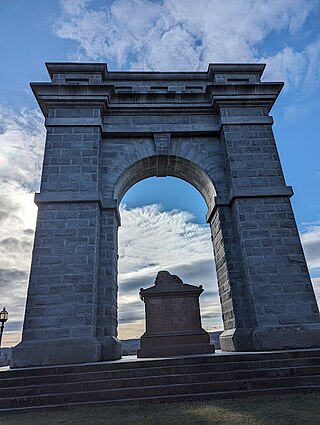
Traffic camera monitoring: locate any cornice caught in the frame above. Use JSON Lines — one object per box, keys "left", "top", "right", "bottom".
{"left": 31, "top": 63, "right": 284, "bottom": 117}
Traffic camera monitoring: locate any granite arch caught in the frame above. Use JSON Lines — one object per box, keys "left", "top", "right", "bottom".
{"left": 11, "top": 63, "right": 320, "bottom": 367}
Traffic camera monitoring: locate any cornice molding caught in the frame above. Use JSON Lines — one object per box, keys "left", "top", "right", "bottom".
{"left": 30, "top": 63, "right": 283, "bottom": 118}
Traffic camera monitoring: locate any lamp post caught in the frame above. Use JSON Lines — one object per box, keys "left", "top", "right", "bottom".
{"left": 0, "top": 307, "right": 9, "bottom": 350}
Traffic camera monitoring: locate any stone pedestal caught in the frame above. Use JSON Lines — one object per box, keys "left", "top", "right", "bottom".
{"left": 137, "top": 271, "right": 214, "bottom": 358}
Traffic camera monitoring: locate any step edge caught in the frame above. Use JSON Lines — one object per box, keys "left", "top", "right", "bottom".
{"left": 2, "top": 374, "right": 320, "bottom": 403}
{"left": 0, "top": 385, "right": 320, "bottom": 413}
{"left": 2, "top": 356, "right": 320, "bottom": 382}
{"left": 2, "top": 364, "right": 320, "bottom": 392}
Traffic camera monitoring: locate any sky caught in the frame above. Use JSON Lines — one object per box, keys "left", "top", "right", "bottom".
{"left": 0, "top": 0, "right": 320, "bottom": 346}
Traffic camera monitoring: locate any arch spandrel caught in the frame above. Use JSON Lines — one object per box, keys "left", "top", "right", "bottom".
{"left": 101, "top": 134, "right": 229, "bottom": 212}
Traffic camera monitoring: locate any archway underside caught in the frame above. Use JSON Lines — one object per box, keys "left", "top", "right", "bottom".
{"left": 113, "top": 155, "right": 217, "bottom": 216}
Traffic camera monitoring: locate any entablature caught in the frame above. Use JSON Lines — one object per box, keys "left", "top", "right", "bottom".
{"left": 32, "top": 63, "right": 283, "bottom": 121}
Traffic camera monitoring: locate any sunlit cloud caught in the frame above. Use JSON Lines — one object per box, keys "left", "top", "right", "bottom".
{"left": 0, "top": 106, "right": 45, "bottom": 346}
{"left": 0, "top": 187, "right": 38, "bottom": 347}
{"left": 261, "top": 41, "right": 320, "bottom": 92}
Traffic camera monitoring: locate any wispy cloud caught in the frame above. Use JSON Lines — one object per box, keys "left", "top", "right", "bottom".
{"left": 0, "top": 106, "right": 45, "bottom": 190}
{"left": 0, "top": 106, "right": 44, "bottom": 346}
{"left": 261, "top": 41, "right": 320, "bottom": 92}
{"left": 0, "top": 183, "right": 38, "bottom": 346}
{"left": 62, "top": 0, "right": 90, "bottom": 16}
{"left": 313, "top": 278, "right": 320, "bottom": 304}
{"left": 301, "top": 222, "right": 320, "bottom": 272}
{"left": 54, "top": 0, "right": 319, "bottom": 90}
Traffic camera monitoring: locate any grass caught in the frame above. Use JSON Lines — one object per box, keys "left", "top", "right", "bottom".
{"left": 1, "top": 392, "right": 320, "bottom": 425}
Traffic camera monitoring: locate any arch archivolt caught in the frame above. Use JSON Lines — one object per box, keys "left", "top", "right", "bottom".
{"left": 113, "top": 155, "right": 217, "bottom": 211}
{"left": 101, "top": 134, "right": 228, "bottom": 217}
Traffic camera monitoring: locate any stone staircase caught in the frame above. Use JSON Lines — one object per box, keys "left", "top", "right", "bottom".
{"left": 1, "top": 349, "right": 320, "bottom": 412}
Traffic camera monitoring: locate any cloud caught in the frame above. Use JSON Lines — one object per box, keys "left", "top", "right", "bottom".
{"left": 0, "top": 184, "right": 38, "bottom": 344}
{"left": 54, "top": 0, "right": 319, "bottom": 90}
{"left": 261, "top": 41, "right": 320, "bottom": 92}
{"left": 119, "top": 204, "right": 214, "bottom": 275}
{"left": 0, "top": 106, "right": 45, "bottom": 346}
{"left": 300, "top": 222, "right": 320, "bottom": 309}
{"left": 301, "top": 223, "right": 320, "bottom": 272}
{"left": 61, "top": 0, "right": 90, "bottom": 16}
{"left": 1, "top": 191, "right": 320, "bottom": 344}
{"left": 0, "top": 106, "right": 45, "bottom": 191}
{"left": 313, "top": 278, "right": 320, "bottom": 304}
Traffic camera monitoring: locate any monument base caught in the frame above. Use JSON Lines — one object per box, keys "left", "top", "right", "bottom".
{"left": 220, "top": 323, "right": 320, "bottom": 352}
{"left": 138, "top": 330, "right": 214, "bottom": 358}
{"left": 252, "top": 323, "right": 320, "bottom": 351}
{"left": 11, "top": 337, "right": 101, "bottom": 368}
{"left": 220, "top": 328, "right": 255, "bottom": 351}
{"left": 100, "top": 335, "right": 122, "bottom": 360}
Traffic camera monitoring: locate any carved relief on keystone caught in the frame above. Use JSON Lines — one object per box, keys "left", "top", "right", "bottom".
{"left": 154, "top": 133, "right": 171, "bottom": 155}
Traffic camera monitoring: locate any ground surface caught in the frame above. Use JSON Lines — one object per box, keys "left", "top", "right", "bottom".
{"left": 1, "top": 393, "right": 320, "bottom": 425}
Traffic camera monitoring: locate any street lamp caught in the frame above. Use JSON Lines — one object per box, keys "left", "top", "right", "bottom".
{"left": 0, "top": 307, "right": 9, "bottom": 349}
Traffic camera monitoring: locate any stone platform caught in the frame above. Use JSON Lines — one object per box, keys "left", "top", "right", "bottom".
{"left": 1, "top": 349, "right": 320, "bottom": 412}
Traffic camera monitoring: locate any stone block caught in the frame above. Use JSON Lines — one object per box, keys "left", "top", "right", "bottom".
{"left": 11, "top": 337, "right": 101, "bottom": 367}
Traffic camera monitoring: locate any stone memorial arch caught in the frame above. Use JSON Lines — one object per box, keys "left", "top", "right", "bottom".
{"left": 12, "top": 63, "right": 320, "bottom": 368}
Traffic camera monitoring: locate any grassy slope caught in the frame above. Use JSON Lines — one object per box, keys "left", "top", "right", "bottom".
{"left": 1, "top": 393, "right": 320, "bottom": 425}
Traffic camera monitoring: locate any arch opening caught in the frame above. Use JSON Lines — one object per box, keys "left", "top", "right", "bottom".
{"left": 117, "top": 176, "right": 223, "bottom": 351}
{"left": 113, "top": 155, "right": 217, "bottom": 217}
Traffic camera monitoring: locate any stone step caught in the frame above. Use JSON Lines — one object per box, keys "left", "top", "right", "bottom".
{"left": 1, "top": 350, "right": 320, "bottom": 411}
{"left": 1, "top": 354, "right": 320, "bottom": 389}
{"left": 1, "top": 373, "right": 320, "bottom": 410}
{"left": 3, "top": 348, "right": 320, "bottom": 379}
{"left": 1, "top": 364, "right": 320, "bottom": 399}
{"left": 1, "top": 384, "right": 320, "bottom": 414}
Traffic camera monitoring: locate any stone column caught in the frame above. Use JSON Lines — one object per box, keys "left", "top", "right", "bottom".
{"left": 208, "top": 203, "right": 257, "bottom": 350}
{"left": 211, "top": 105, "right": 320, "bottom": 351}
{"left": 11, "top": 117, "right": 104, "bottom": 367}
{"left": 97, "top": 203, "right": 121, "bottom": 360}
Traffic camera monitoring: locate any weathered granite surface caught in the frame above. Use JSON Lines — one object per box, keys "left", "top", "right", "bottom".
{"left": 138, "top": 271, "right": 214, "bottom": 357}
{"left": 11, "top": 63, "right": 320, "bottom": 368}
